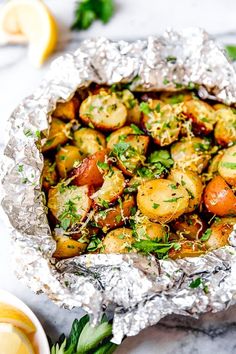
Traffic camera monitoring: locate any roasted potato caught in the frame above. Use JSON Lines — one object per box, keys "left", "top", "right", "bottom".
{"left": 118, "top": 89, "right": 141, "bottom": 125}
{"left": 168, "top": 241, "right": 206, "bottom": 259}
{"left": 53, "top": 234, "right": 87, "bottom": 259}
{"left": 101, "top": 228, "right": 135, "bottom": 253}
{"left": 94, "top": 195, "right": 135, "bottom": 231}
{"left": 107, "top": 126, "right": 139, "bottom": 150}
{"left": 92, "top": 167, "right": 125, "bottom": 206}
{"left": 207, "top": 151, "right": 224, "bottom": 176}
{"left": 214, "top": 108, "right": 236, "bottom": 146}
{"left": 218, "top": 145, "right": 236, "bottom": 186}
{"left": 205, "top": 217, "right": 236, "bottom": 250}
{"left": 142, "top": 101, "right": 183, "bottom": 146}
{"left": 168, "top": 168, "right": 203, "bottom": 212}
{"left": 171, "top": 137, "right": 211, "bottom": 174}
{"left": 42, "top": 159, "right": 57, "bottom": 192}
{"left": 183, "top": 99, "right": 216, "bottom": 134}
{"left": 203, "top": 175, "right": 236, "bottom": 216}
{"left": 79, "top": 92, "right": 127, "bottom": 131}
{"left": 70, "top": 149, "right": 109, "bottom": 187}
{"left": 42, "top": 118, "right": 70, "bottom": 152}
{"left": 74, "top": 127, "right": 106, "bottom": 156}
{"left": 171, "top": 214, "right": 206, "bottom": 240}
{"left": 53, "top": 96, "right": 80, "bottom": 121}
{"left": 55, "top": 145, "right": 82, "bottom": 178}
{"left": 134, "top": 217, "right": 166, "bottom": 240}
{"left": 137, "top": 179, "right": 189, "bottom": 223}
{"left": 48, "top": 184, "right": 92, "bottom": 228}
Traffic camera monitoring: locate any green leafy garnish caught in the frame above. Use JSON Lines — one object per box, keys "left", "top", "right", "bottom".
{"left": 97, "top": 161, "right": 109, "bottom": 170}
{"left": 87, "top": 236, "right": 103, "bottom": 252}
{"left": 132, "top": 238, "right": 180, "bottom": 259}
{"left": 149, "top": 150, "right": 174, "bottom": 168}
{"left": 164, "top": 196, "right": 183, "bottom": 203}
{"left": 225, "top": 45, "right": 236, "bottom": 61}
{"left": 152, "top": 203, "right": 160, "bottom": 209}
{"left": 200, "top": 228, "right": 212, "bottom": 242}
{"left": 220, "top": 162, "right": 236, "bottom": 169}
{"left": 130, "top": 124, "right": 144, "bottom": 135}
{"left": 139, "top": 102, "right": 151, "bottom": 115}
{"left": 189, "top": 277, "right": 202, "bottom": 289}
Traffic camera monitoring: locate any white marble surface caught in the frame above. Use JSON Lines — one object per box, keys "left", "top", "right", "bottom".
{"left": 2, "top": 0, "right": 236, "bottom": 352}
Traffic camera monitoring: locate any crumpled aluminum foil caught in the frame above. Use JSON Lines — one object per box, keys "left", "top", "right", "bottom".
{"left": 2, "top": 28, "right": 236, "bottom": 344}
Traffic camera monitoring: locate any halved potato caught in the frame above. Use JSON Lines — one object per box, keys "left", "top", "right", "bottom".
{"left": 171, "top": 214, "right": 206, "bottom": 240}
{"left": 142, "top": 102, "right": 183, "bottom": 146}
{"left": 101, "top": 228, "right": 134, "bottom": 253}
{"left": 137, "top": 179, "right": 189, "bottom": 223}
{"left": 168, "top": 168, "right": 203, "bottom": 212}
{"left": 42, "top": 159, "right": 57, "bottom": 192}
{"left": 171, "top": 137, "right": 211, "bottom": 174}
{"left": 183, "top": 99, "right": 216, "bottom": 134}
{"left": 218, "top": 145, "right": 236, "bottom": 186}
{"left": 53, "top": 235, "right": 87, "bottom": 259}
{"left": 107, "top": 126, "right": 138, "bottom": 150}
{"left": 214, "top": 108, "right": 236, "bottom": 146}
{"left": 70, "top": 149, "right": 109, "bottom": 187}
{"left": 74, "top": 127, "right": 106, "bottom": 156}
{"left": 207, "top": 151, "right": 224, "bottom": 176}
{"left": 168, "top": 241, "right": 206, "bottom": 259}
{"left": 92, "top": 167, "right": 125, "bottom": 207}
{"left": 53, "top": 96, "right": 80, "bottom": 121}
{"left": 134, "top": 217, "right": 166, "bottom": 240}
{"left": 205, "top": 217, "right": 236, "bottom": 250}
{"left": 118, "top": 89, "right": 141, "bottom": 125}
{"left": 42, "top": 118, "right": 70, "bottom": 152}
{"left": 55, "top": 145, "right": 83, "bottom": 178}
{"left": 79, "top": 92, "right": 127, "bottom": 131}
{"left": 48, "top": 184, "right": 92, "bottom": 228}
{"left": 94, "top": 195, "right": 135, "bottom": 231}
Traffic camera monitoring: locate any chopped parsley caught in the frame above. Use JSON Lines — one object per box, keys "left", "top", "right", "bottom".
{"left": 87, "top": 236, "right": 103, "bottom": 252}
{"left": 200, "top": 228, "right": 212, "bottom": 242}
{"left": 130, "top": 124, "right": 144, "bottom": 135}
{"left": 58, "top": 199, "right": 81, "bottom": 230}
{"left": 164, "top": 196, "right": 183, "bottom": 203}
{"left": 97, "top": 161, "right": 109, "bottom": 170}
{"left": 166, "top": 56, "right": 177, "bottom": 63}
{"left": 133, "top": 238, "right": 180, "bottom": 259}
{"left": 149, "top": 150, "right": 174, "bottom": 168}
{"left": 152, "top": 203, "right": 160, "bottom": 209}
{"left": 220, "top": 162, "right": 236, "bottom": 169}
{"left": 139, "top": 102, "right": 151, "bottom": 115}
{"left": 189, "top": 277, "right": 202, "bottom": 289}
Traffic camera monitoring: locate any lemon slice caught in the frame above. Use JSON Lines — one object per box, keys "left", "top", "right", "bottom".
{"left": 0, "top": 302, "right": 36, "bottom": 334}
{"left": 0, "top": 323, "right": 35, "bottom": 354}
{"left": 0, "top": 0, "right": 57, "bottom": 67}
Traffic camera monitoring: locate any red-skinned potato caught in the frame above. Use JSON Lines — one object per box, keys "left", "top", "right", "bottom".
{"left": 205, "top": 217, "right": 236, "bottom": 250}
{"left": 203, "top": 175, "right": 236, "bottom": 216}
{"left": 168, "top": 241, "right": 206, "bottom": 259}
{"left": 171, "top": 214, "right": 206, "bottom": 240}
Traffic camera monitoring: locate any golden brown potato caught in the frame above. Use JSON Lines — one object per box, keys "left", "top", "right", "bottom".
{"left": 168, "top": 168, "right": 203, "bottom": 212}
{"left": 53, "top": 96, "right": 80, "bottom": 121}
{"left": 168, "top": 241, "right": 206, "bottom": 259}
{"left": 48, "top": 184, "right": 92, "bottom": 227}
{"left": 70, "top": 149, "right": 109, "bottom": 187}
{"left": 42, "top": 118, "right": 70, "bottom": 152}
{"left": 137, "top": 179, "right": 189, "bottom": 223}
{"left": 118, "top": 89, "right": 141, "bottom": 125}
{"left": 134, "top": 217, "right": 166, "bottom": 240}
{"left": 183, "top": 99, "right": 216, "bottom": 134}
{"left": 207, "top": 151, "right": 224, "bottom": 176}
{"left": 55, "top": 145, "right": 83, "bottom": 178}
{"left": 101, "top": 228, "right": 135, "bottom": 253}
{"left": 171, "top": 214, "right": 206, "bottom": 240}
{"left": 160, "top": 91, "right": 195, "bottom": 104}
{"left": 53, "top": 235, "right": 87, "bottom": 259}
{"left": 205, "top": 217, "right": 236, "bottom": 250}
{"left": 218, "top": 145, "right": 236, "bottom": 186}
{"left": 79, "top": 92, "right": 127, "bottom": 131}
{"left": 42, "top": 159, "right": 57, "bottom": 192}
{"left": 171, "top": 137, "right": 211, "bottom": 174}
{"left": 94, "top": 195, "right": 135, "bottom": 231}
{"left": 213, "top": 103, "right": 228, "bottom": 110}
{"left": 214, "top": 108, "right": 236, "bottom": 146}
{"left": 107, "top": 126, "right": 139, "bottom": 150}
{"left": 73, "top": 127, "right": 106, "bottom": 156}
{"left": 92, "top": 167, "right": 125, "bottom": 206}
{"left": 142, "top": 101, "right": 183, "bottom": 146}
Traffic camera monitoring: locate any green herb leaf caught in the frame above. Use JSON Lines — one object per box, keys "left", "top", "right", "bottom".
{"left": 64, "top": 317, "right": 89, "bottom": 354}
{"left": 130, "top": 124, "right": 144, "bottom": 135}
{"left": 164, "top": 196, "right": 183, "bottom": 203}
{"left": 225, "top": 45, "right": 236, "bottom": 61}
{"left": 139, "top": 102, "right": 151, "bottom": 115}
{"left": 87, "top": 236, "right": 103, "bottom": 252}
{"left": 200, "top": 228, "right": 212, "bottom": 242}
{"left": 189, "top": 277, "right": 202, "bottom": 289}
{"left": 149, "top": 150, "right": 174, "bottom": 168}
{"left": 97, "top": 161, "right": 109, "bottom": 170}
{"left": 152, "top": 203, "right": 160, "bottom": 209}
{"left": 220, "top": 162, "right": 236, "bottom": 169}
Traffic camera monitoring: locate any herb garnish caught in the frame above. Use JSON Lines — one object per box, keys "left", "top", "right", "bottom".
{"left": 200, "top": 228, "right": 212, "bottom": 242}
{"left": 164, "top": 196, "right": 183, "bottom": 203}
{"left": 189, "top": 277, "right": 202, "bottom": 288}
{"left": 220, "top": 162, "right": 236, "bottom": 169}
{"left": 133, "top": 239, "right": 180, "bottom": 259}
{"left": 130, "top": 124, "right": 144, "bottom": 135}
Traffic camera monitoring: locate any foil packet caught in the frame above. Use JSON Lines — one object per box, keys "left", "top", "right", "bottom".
{"left": 2, "top": 28, "right": 236, "bottom": 344}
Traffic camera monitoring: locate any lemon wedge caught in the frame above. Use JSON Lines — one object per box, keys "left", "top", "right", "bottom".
{"left": 0, "top": 323, "right": 35, "bottom": 354}
{"left": 0, "top": 302, "right": 36, "bottom": 334}
{"left": 0, "top": 0, "right": 58, "bottom": 67}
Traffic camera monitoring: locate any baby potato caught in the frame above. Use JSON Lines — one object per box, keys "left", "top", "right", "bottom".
{"left": 171, "top": 137, "right": 211, "bottom": 174}
{"left": 168, "top": 241, "right": 206, "bottom": 259}
{"left": 207, "top": 151, "right": 224, "bottom": 177}
{"left": 70, "top": 149, "right": 109, "bottom": 187}
{"left": 92, "top": 167, "right": 125, "bottom": 207}
{"left": 53, "top": 235, "right": 87, "bottom": 259}
{"left": 142, "top": 102, "right": 183, "bottom": 146}
{"left": 214, "top": 108, "right": 236, "bottom": 146}
{"left": 203, "top": 175, "right": 236, "bottom": 216}
{"left": 56, "top": 145, "right": 83, "bottom": 178}
{"left": 135, "top": 218, "right": 166, "bottom": 241}
{"left": 183, "top": 99, "right": 216, "bottom": 134}
{"left": 171, "top": 214, "right": 206, "bottom": 240}
{"left": 213, "top": 103, "right": 228, "bottom": 110}
{"left": 42, "top": 159, "right": 57, "bottom": 192}
{"left": 48, "top": 184, "right": 92, "bottom": 227}
{"left": 101, "top": 228, "right": 135, "bottom": 253}
{"left": 94, "top": 195, "right": 135, "bottom": 231}
{"left": 74, "top": 127, "right": 106, "bottom": 156}
{"left": 205, "top": 217, "right": 236, "bottom": 250}
{"left": 168, "top": 168, "right": 203, "bottom": 212}
{"left": 137, "top": 179, "right": 189, "bottom": 223}
{"left": 218, "top": 145, "right": 236, "bottom": 186}
{"left": 107, "top": 126, "right": 138, "bottom": 150}
{"left": 42, "top": 118, "right": 70, "bottom": 152}
{"left": 118, "top": 89, "right": 141, "bottom": 125}
{"left": 160, "top": 91, "right": 195, "bottom": 104}
{"left": 79, "top": 92, "right": 127, "bottom": 131}
{"left": 53, "top": 96, "right": 80, "bottom": 121}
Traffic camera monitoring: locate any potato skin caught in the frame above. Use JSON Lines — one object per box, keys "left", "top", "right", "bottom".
{"left": 79, "top": 92, "right": 127, "bottom": 131}
{"left": 168, "top": 241, "right": 206, "bottom": 259}
{"left": 171, "top": 214, "right": 206, "bottom": 240}
{"left": 53, "top": 235, "right": 87, "bottom": 259}
{"left": 101, "top": 228, "right": 135, "bottom": 253}
{"left": 118, "top": 89, "right": 141, "bottom": 125}
{"left": 137, "top": 179, "right": 189, "bottom": 223}
{"left": 218, "top": 145, "right": 236, "bottom": 186}
{"left": 74, "top": 127, "right": 106, "bottom": 156}
{"left": 135, "top": 219, "right": 166, "bottom": 240}
{"left": 42, "top": 118, "right": 70, "bottom": 152}
{"left": 55, "top": 145, "right": 83, "bottom": 178}
{"left": 53, "top": 96, "right": 80, "bottom": 121}
{"left": 205, "top": 217, "right": 236, "bottom": 250}
{"left": 214, "top": 108, "right": 236, "bottom": 146}
{"left": 168, "top": 168, "right": 203, "bottom": 212}
{"left": 203, "top": 175, "right": 236, "bottom": 216}
{"left": 107, "top": 126, "right": 138, "bottom": 150}
{"left": 70, "top": 149, "right": 109, "bottom": 187}
{"left": 207, "top": 151, "right": 224, "bottom": 177}
{"left": 42, "top": 159, "right": 57, "bottom": 192}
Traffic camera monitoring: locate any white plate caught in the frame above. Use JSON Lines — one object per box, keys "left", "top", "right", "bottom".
{"left": 0, "top": 289, "right": 50, "bottom": 354}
